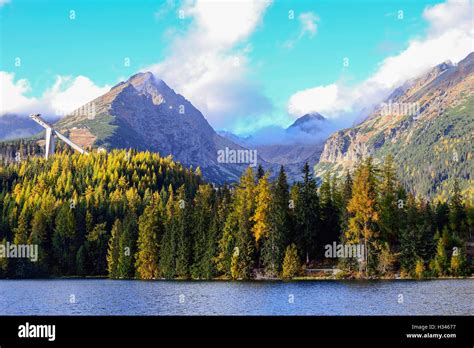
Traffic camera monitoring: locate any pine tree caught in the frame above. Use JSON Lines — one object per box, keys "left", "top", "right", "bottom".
{"left": 319, "top": 171, "right": 339, "bottom": 257}
{"left": 337, "top": 170, "right": 354, "bottom": 271}
{"left": 107, "top": 219, "right": 122, "bottom": 278}
{"left": 281, "top": 244, "right": 300, "bottom": 279}
{"left": 135, "top": 196, "right": 162, "bottom": 279}
{"left": 295, "top": 163, "right": 319, "bottom": 265}
{"left": 216, "top": 209, "right": 237, "bottom": 277}
{"left": 417, "top": 201, "right": 436, "bottom": 261}
{"left": 214, "top": 185, "right": 237, "bottom": 278}
{"left": 13, "top": 207, "right": 29, "bottom": 245}
{"left": 432, "top": 237, "right": 448, "bottom": 276}
{"left": 117, "top": 210, "right": 137, "bottom": 278}
{"left": 262, "top": 166, "right": 289, "bottom": 276}
{"left": 227, "top": 167, "right": 256, "bottom": 279}
{"left": 52, "top": 204, "right": 76, "bottom": 275}
{"left": 346, "top": 158, "right": 379, "bottom": 276}
{"left": 191, "top": 184, "right": 214, "bottom": 279}
{"left": 159, "top": 186, "right": 177, "bottom": 279}
{"left": 378, "top": 155, "right": 400, "bottom": 246}
{"left": 175, "top": 186, "right": 191, "bottom": 278}
{"left": 252, "top": 173, "right": 271, "bottom": 245}
{"left": 11, "top": 207, "right": 31, "bottom": 277}
{"left": 76, "top": 245, "right": 87, "bottom": 276}
{"left": 399, "top": 195, "right": 419, "bottom": 275}
{"left": 414, "top": 259, "right": 425, "bottom": 279}
{"left": 85, "top": 222, "right": 109, "bottom": 275}
{"left": 449, "top": 179, "right": 467, "bottom": 238}
{"left": 450, "top": 247, "right": 469, "bottom": 276}
{"left": 435, "top": 201, "right": 450, "bottom": 234}
{"left": 29, "top": 209, "right": 50, "bottom": 276}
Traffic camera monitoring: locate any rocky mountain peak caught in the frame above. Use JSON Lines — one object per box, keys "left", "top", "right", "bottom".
{"left": 287, "top": 112, "right": 326, "bottom": 134}
{"left": 126, "top": 71, "right": 179, "bottom": 106}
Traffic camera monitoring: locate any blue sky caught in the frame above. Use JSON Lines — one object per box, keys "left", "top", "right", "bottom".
{"left": 1, "top": 0, "right": 472, "bottom": 134}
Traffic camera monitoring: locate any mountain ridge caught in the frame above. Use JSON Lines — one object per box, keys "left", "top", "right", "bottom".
{"left": 315, "top": 52, "right": 474, "bottom": 199}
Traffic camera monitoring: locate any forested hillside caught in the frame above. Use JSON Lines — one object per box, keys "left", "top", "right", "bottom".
{"left": 316, "top": 52, "right": 474, "bottom": 200}
{"left": 0, "top": 149, "right": 472, "bottom": 280}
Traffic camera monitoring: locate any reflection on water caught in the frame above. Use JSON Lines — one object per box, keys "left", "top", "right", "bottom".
{"left": 0, "top": 279, "right": 472, "bottom": 315}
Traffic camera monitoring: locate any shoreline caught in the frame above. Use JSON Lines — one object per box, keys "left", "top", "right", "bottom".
{"left": 1, "top": 276, "right": 473, "bottom": 281}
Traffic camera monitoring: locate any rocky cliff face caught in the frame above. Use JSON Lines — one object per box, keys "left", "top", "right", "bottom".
{"left": 316, "top": 52, "right": 474, "bottom": 199}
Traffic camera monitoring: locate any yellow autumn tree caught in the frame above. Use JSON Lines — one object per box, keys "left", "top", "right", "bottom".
{"left": 251, "top": 173, "right": 271, "bottom": 244}
{"left": 346, "top": 158, "right": 379, "bottom": 276}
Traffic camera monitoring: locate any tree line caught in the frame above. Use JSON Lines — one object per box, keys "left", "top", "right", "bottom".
{"left": 0, "top": 149, "right": 472, "bottom": 280}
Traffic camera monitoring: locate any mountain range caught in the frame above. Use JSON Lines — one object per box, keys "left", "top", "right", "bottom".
{"left": 6, "top": 72, "right": 262, "bottom": 183}
{"left": 0, "top": 52, "right": 472, "bottom": 196}
{"left": 218, "top": 112, "right": 327, "bottom": 180}
{"left": 316, "top": 52, "right": 474, "bottom": 199}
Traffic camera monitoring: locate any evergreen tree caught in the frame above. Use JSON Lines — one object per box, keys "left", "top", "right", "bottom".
{"left": 450, "top": 247, "right": 469, "bottom": 276}
{"left": 85, "top": 222, "right": 109, "bottom": 275}
{"left": 107, "top": 219, "right": 122, "bottom": 278}
{"left": 76, "top": 245, "right": 87, "bottom": 276}
{"left": 175, "top": 186, "right": 191, "bottom": 278}
{"left": 252, "top": 173, "right": 271, "bottom": 256}
{"left": 52, "top": 204, "right": 76, "bottom": 275}
{"left": 378, "top": 155, "right": 400, "bottom": 246}
{"left": 29, "top": 209, "right": 50, "bottom": 276}
{"left": 191, "top": 184, "right": 214, "bottom": 279}
{"left": 281, "top": 244, "right": 300, "bottom": 279}
{"left": 399, "top": 195, "right": 419, "bottom": 276}
{"left": 295, "top": 162, "right": 319, "bottom": 264}
{"left": 346, "top": 158, "right": 379, "bottom": 276}
{"left": 449, "top": 179, "right": 467, "bottom": 238}
{"left": 135, "top": 195, "right": 162, "bottom": 279}
{"left": 432, "top": 237, "right": 449, "bottom": 276}
{"left": 11, "top": 207, "right": 31, "bottom": 277}
{"left": 414, "top": 258, "right": 425, "bottom": 279}
{"left": 228, "top": 167, "right": 256, "bottom": 279}
{"left": 435, "top": 202, "right": 450, "bottom": 234}
{"left": 337, "top": 170, "right": 354, "bottom": 271}
{"left": 159, "top": 185, "right": 177, "bottom": 279}
{"left": 117, "top": 210, "right": 137, "bottom": 278}
{"left": 262, "top": 166, "right": 289, "bottom": 276}
{"left": 319, "top": 171, "right": 339, "bottom": 257}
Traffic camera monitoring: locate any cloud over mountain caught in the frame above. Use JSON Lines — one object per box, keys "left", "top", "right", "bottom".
{"left": 0, "top": 72, "right": 110, "bottom": 119}
{"left": 146, "top": 0, "right": 273, "bottom": 130}
{"left": 287, "top": 0, "right": 474, "bottom": 123}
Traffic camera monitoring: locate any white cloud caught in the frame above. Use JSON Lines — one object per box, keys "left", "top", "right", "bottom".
{"left": 147, "top": 0, "right": 273, "bottom": 129}
{"left": 283, "top": 11, "right": 319, "bottom": 49}
{"left": 44, "top": 75, "right": 111, "bottom": 116}
{"left": 0, "top": 72, "right": 110, "bottom": 117}
{"left": 0, "top": 0, "right": 11, "bottom": 7}
{"left": 154, "top": 0, "right": 176, "bottom": 19}
{"left": 288, "top": 84, "right": 342, "bottom": 116}
{"left": 0, "top": 72, "right": 39, "bottom": 115}
{"left": 287, "top": 0, "right": 474, "bottom": 119}
{"left": 298, "top": 12, "right": 319, "bottom": 38}
{"left": 423, "top": 0, "right": 473, "bottom": 36}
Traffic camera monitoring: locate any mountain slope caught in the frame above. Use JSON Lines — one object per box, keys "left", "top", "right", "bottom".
{"left": 316, "top": 52, "right": 474, "bottom": 200}
{"left": 219, "top": 112, "right": 327, "bottom": 181}
{"left": 52, "top": 72, "right": 254, "bottom": 183}
{"left": 0, "top": 114, "right": 44, "bottom": 140}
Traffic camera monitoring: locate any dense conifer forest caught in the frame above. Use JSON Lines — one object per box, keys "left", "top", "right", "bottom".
{"left": 0, "top": 149, "right": 472, "bottom": 280}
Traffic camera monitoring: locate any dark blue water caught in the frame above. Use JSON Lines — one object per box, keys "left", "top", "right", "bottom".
{"left": 0, "top": 279, "right": 472, "bottom": 315}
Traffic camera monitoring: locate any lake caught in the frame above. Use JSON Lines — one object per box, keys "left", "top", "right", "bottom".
{"left": 0, "top": 279, "right": 472, "bottom": 315}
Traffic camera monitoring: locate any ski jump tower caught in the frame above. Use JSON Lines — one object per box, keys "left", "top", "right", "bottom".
{"left": 29, "top": 114, "right": 89, "bottom": 159}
